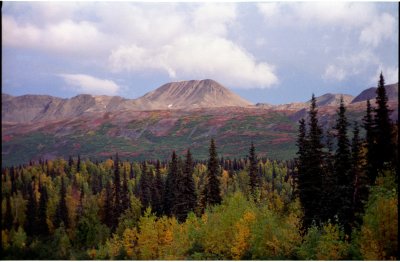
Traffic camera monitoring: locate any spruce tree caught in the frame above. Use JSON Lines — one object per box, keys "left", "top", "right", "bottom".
{"left": 363, "top": 99, "right": 376, "bottom": 183}
{"left": 333, "top": 97, "right": 353, "bottom": 234}
{"left": 138, "top": 161, "right": 152, "bottom": 210}
{"left": 38, "top": 185, "right": 49, "bottom": 236}
{"left": 77, "top": 154, "right": 81, "bottom": 173}
{"left": 153, "top": 160, "right": 164, "bottom": 216}
{"left": 165, "top": 151, "right": 178, "bottom": 216}
{"left": 4, "top": 194, "right": 13, "bottom": 230}
{"left": 295, "top": 118, "right": 307, "bottom": 197}
{"left": 121, "top": 168, "right": 130, "bottom": 213}
{"left": 248, "top": 142, "right": 259, "bottom": 198}
{"left": 174, "top": 149, "right": 197, "bottom": 222}
{"left": 113, "top": 153, "right": 122, "bottom": 219}
{"left": 351, "top": 122, "right": 369, "bottom": 225}
{"left": 55, "top": 177, "right": 69, "bottom": 228}
{"left": 25, "top": 181, "right": 38, "bottom": 236}
{"left": 203, "top": 139, "right": 222, "bottom": 207}
{"left": 103, "top": 180, "right": 114, "bottom": 229}
{"left": 298, "top": 94, "right": 324, "bottom": 229}
{"left": 373, "top": 72, "right": 393, "bottom": 170}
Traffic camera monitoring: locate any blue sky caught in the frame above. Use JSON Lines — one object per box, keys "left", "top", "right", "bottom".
{"left": 2, "top": 2, "right": 398, "bottom": 104}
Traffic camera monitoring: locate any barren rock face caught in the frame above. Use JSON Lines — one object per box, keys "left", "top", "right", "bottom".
{"left": 351, "top": 83, "right": 398, "bottom": 103}
{"left": 137, "top": 79, "right": 252, "bottom": 109}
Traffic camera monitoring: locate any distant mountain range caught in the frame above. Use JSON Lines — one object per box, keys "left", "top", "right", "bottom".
{"left": 2, "top": 80, "right": 398, "bottom": 124}
{"left": 2, "top": 80, "right": 398, "bottom": 166}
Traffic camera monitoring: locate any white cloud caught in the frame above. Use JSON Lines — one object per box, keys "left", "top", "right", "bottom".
{"left": 323, "top": 50, "right": 379, "bottom": 81}
{"left": 59, "top": 74, "right": 120, "bottom": 95}
{"left": 323, "top": 65, "right": 347, "bottom": 81}
{"left": 371, "top": 66, "right": 399, "bottom": 85}
{"left": 2, "top": 15, "right": 111, "bottom": 57}
{"left": 257, "top": 2, "right": 396, "bottom": 48}
{"left": 3, "top": 2, "right": 278, "bottom": 89}
{"left": 360, "top": 13, "right": 396, "bottom": 47}
{"left": 109, "top": 35, "right": 278, "bottom": 88}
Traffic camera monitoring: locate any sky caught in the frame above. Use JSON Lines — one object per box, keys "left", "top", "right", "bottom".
{"left": 2, "top": 2, "right": 399, "bottom": 104}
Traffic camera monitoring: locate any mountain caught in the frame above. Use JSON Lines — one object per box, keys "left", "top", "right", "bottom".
{"left": 2, "top": 80, "right": 398, "bottom": 166}
{"left": 135, "top": 79, "right": 252, "bottom": 110}
{"left": 351, "top": 83, "right": 398, "bottom": 103}
{"left": 2, "top": 93, "right": 135, "bottom": 123}
{"left": 311, "top": 93, "right": 354, "bottom": 107}
{"left": 2, "top": 79, "right": 251, "bottom": 123}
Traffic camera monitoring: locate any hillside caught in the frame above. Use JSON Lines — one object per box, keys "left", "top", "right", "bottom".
{"left": 2, "top": 81, "right": 398, "bottom": 166}
{"left": 136, "top": 79, "right": 252, "bottom": 109}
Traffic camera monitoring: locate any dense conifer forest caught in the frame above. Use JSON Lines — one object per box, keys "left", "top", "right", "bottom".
{"left": 1, "top": 74, "right": 398, "bottom": 259}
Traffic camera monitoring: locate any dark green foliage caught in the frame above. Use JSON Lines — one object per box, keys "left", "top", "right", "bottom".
{"left": 38, "top": 185, "right": 49, "bottom": 236}
{"left": 103, "top": 180, "right": 114, "bottom": 229}
{"left": 138, "top": 161, "right": 152, "bottom": 210}
{"left": 113, "top": 153, "right": 122, "bottom": 220}
{"left": 4, "top": 194, "right": 13, "bottom": 230}
{"left": 25, "top": 181, "right": 38, "bottom": 236}
{"left": 333, "top": 97, "right": 353, "bottom": 234}
{"left": 203, "top": 139, "right": 222, "bottom": 207}
{"left": 174, "top": 149, "right": 197, "bottom": 222}
{"left": 55, "top": 177, "right": 69, "bottom": 229}
{"left": 373, "top": 73, "right": 393, "bottom": 170}
{"left": 121, "top": 168, "right": 130, "bottom": 213}
{"left": 77, "top": 154, "right": 81, "bottom": 173}
{"left": 362, "top": 100, "right": 376, "bottom": 183}
{"left": 298, "top": 95, "right": 324, "bottom": 229}
{"left": 165, "top": 151, "right": 178, "bottom": 216}
{"left": 248, "top": 142, "right": 259, "bottom": 198}
{"left": 351, "top": 122, "right": 369, "bottom": 225}
{"left": 152, "top": 160, "right": 164, "bottom": 216}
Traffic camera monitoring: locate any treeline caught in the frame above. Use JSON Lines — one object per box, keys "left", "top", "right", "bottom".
{"left": 1, "top": 74, "right": 398, "bottom": 260}
{"left": 296, "top": 73, "right": 398, "bottom": 236}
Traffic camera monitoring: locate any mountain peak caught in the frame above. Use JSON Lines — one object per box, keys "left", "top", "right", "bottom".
{"left": 138, "top": 79, "right": 252, "bottom": 109}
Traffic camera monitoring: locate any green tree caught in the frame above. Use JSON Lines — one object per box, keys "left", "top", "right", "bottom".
{"left": 248, "top": 142, "right": 259, "bottom": 199}
{"left": 333, "top": 96, "right": 353, "bottom": 234}
{"left": 373, "top": 72, "right": 393, "bottom": 170}
{"left": 152, "top": 160, "right": 164, "bottom": 216}
{"left": 165, "top": 151, "right": 178, "bottom": 216}
{"left": 4, "top": 194, "right": 13, "bottom": 230}
{"left": 175, "top": 149, "right": 197, "bottom": 222}
{"left": 363, "top": 100, "right": 376, "bottom": 184}
{"left": 38, "top": 185, "right": 49, "bottom": 236}
{"left": 25, "top": 181, "right": 38, "bottom": 236}
{"left": 55, "top": 176, "right": 69, "bottom": 228}
{"left": 138, "top": 161, "right": 152, "bottom": 210}
{"left": 298, "top": 95, "right": 324, "bottom": 229}
{"left": 203, "top": 139, "right": 222, "bottom": 207}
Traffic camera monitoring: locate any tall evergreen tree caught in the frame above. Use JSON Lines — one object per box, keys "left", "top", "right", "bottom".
{"left": 103, "top": 180, "right": 114, "bottom": 229}
{"left": 25, "top": 181, "right": 38, "bottom": 236}
{"left": 298, "top": 94, "right": 324, "bottom": 229}
{"left": 55, "top": 177, "right": 69, "bottom": 228}
{"left": 113, "top": 153, "right": 122, "bottom": 219}
{"left": 373, "top": 72, "right": 393, "bottom": 170}
{"left": 152, "top": 160, "right": 164, "bottom": 216}
{"left": 175, "top": 149, "right": 197, "bottom": 222}
{"left": 38, "top": 185, "right": 49, "bottom": 236}
{"left": 351, "top": 122, "right": 369, "bottom": 225}
{"left": 4, "top": 194, "right": 13, "bottom": 230}
{"left": 165, "top": 151, "right": 178, "bottom": 216}
{"left": 363, "top": 99, "right": 376, "bottom": 183}
{"left": 138, "top": 161, "right": 152, "bottom": 210}
{"left": 295, "top": 118, "right": 307, "bottom": 197}
{"left": 333, "top": 97, "right": 353, "bottom": 234}
{"left": 121, "top": 168, "right": 130, "bottom": 213}
{"left": 203, "top": 139, "right": 222, "bottom": 207}
{"left": 248, "top": 142, "right": 259, "bottom": 198}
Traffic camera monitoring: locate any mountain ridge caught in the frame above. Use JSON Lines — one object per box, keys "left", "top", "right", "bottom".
{"left": 2, "top": 80, "right": 398, "bottom": 123}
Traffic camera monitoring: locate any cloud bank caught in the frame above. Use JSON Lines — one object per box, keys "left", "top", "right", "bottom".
{"left": 3, "top": 3, "right": 278, "bottom": 89}
{"left": 58, "top": 74, "right": 120, "bottom": 95}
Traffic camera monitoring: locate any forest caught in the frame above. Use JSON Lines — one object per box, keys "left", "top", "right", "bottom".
{"left": 1, "top": 74, "right": 398, "bottom": 260}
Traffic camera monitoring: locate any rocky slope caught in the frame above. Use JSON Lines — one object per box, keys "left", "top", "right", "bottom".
{"left": 351, "top": 83, "right": 398, "bottom": 103}
{"left": 135, "top": 79, "right": 252, "bottom": 110}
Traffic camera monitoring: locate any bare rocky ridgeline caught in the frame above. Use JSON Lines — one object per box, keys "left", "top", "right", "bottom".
{"left": 2, "top": 80, "right": 398, "bottom": 123}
